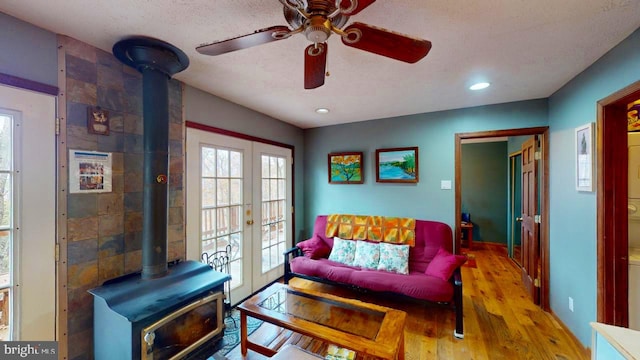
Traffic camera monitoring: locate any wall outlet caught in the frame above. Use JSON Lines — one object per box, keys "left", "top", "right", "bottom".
{"left": 569, "top": 297, "right": 574, "bottom": 312}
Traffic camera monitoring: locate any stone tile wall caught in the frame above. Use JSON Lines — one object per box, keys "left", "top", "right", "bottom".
{"left": 60, "top": 36, "right": 185, "bottom": 360}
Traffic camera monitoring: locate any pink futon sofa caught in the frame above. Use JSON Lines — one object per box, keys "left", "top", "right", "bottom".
{"left": 284, "top": 215, "right": 466, "bottom": 338}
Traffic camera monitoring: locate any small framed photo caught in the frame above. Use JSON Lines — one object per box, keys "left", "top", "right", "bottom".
{"left": 575, "top": 123, "right": 594, "bottom": 192}
{"left": 328, "top": 152, "right": 364, "bottom": 184}
{"left": 87, "top": 106, "right": 110, "bottom": 135}
{"left": 376, "top": 147, "right": 419, "bottom": 183}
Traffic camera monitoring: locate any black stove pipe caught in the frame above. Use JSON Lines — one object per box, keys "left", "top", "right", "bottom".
{"left": 113, "top": 37, "right": 189, "bottom": 279}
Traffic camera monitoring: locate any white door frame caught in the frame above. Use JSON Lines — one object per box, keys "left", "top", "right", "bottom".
{"left": 0, "top": 84, "right": 56, "bottom": 340}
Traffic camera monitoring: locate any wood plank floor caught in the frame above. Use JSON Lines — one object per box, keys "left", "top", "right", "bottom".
{"left": 224, "top": 243, "right": 589, "bottom": 359}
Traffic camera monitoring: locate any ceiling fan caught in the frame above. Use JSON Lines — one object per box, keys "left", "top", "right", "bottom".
{"left": 196, "top": 0, "right": 432, "bottom": 89}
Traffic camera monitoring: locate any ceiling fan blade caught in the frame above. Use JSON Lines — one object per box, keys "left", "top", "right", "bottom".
{"left": 341, "top": 22, "right": 431, "bottom": 63}
{"left": 340, "top": 0, "right": 376, "bottom": 15}
{"left": 196, "top": 26, "right": 291, "bottom": 56}
{"left": 304, "top": 43, "right": 327, "bottom": 89}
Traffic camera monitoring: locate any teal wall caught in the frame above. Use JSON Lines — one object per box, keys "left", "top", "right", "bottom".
{"left": 547, "top": 27, "right": 640, "bottom": 346}
{"left": 303, "top": 99, "right": 548, "bottom": 236}
{"left": 461, "top": 142, "right": 508, "bottom": 243}
{"left": 507, "top": 135, "right": 530, "bottom": 153}
{"left": 5, "top": 8, "right": 640, "bottom": 351}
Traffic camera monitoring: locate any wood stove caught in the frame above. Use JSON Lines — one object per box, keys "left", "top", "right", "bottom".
{"left": 89, "top": 37, "right": 229, "bottom": 360}
{"left": 89, "top": 261, "right": 228, "bottom": 359}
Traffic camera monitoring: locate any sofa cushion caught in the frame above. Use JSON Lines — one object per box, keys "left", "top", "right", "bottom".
{"left": 408, "top": 220, "right": 454, "bottom": 273}
{"left": 377, "top": 243, "right": 409, "bottom": 274}
{"left": 328, "top": 237, "right": 357, "bottom": 266}
{"left": 297, "top": 236, "right": 331, "bottom": 259}
{"left": 425, "top": 247, "right": 467, "bottom": 281}
{"left": 290, "top": 257, "right": 358, "bottom": 280}
{"left": 350, "top": 270, "right": 454, "bottom": 302}
{"left": 352, "top": 240, "right": 380, "bottom": 270}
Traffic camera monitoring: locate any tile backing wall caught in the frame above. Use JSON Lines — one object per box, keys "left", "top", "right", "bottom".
{"left": 59, "top": 36, "right": 185, "bottom": 360}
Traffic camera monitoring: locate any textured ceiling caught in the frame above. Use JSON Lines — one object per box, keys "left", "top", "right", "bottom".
{"left": 2, "top": 1, "right": 640, "bottom": 128}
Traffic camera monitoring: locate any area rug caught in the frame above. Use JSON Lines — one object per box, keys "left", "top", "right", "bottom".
{"left": 212, "top": 309, "right": 263, "bottom": 357}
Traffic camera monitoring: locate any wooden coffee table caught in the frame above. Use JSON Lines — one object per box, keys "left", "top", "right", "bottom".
{"left": 238, "top": 282, "right": 406, "bottom": 359}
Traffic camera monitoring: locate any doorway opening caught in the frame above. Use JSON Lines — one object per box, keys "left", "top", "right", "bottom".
{"left": 596, "top": 80, "right": 640, "bottom": 327}
{"left": 509, "top": 151, "right": 523, "bottom": 267}
{"left": 455, "top": 126, "right": 550, "bottom": 310}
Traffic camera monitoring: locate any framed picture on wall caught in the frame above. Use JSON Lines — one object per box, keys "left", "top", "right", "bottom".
{"left": 328, "top": 152, "right": 364, "bottom": 184}
{"left": 69, "top": 149, "right": 113, "bottom": 193}
{"left": 376, "top": 147, "right": 419, "bottom": 183}
{"left": 575, "top": 123, "right": 594, "bottom": 192}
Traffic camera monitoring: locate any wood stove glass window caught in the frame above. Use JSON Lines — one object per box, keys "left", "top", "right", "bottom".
{"left": 141, "top": 291, "right": 225, "bottom": 360}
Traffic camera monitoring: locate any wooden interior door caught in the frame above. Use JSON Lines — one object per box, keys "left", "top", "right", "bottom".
{"left": 521, "top": 136, "right": 540, "bottom": 304}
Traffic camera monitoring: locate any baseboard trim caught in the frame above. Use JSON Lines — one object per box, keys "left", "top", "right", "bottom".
{"left": 549, "top": 310, "right": 591, "bottom": 359}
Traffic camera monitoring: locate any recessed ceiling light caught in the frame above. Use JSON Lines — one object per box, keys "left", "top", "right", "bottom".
{"left": 469, "top": 82, "right": 490, "bottom": 91}
{"left": 315, "top": 108, "right": 330, "bottom": 114}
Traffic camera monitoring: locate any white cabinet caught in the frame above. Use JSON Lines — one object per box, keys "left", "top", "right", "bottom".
{"left": 591, "top": 322, "right": 640, "bottom": 359}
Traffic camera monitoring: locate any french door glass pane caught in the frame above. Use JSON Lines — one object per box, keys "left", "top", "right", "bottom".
{"left": 217, "top": 150, "right": 229, "bottom": 177}
{"left": 0, "top": 174, "right": 10, "bottom": 228}
{"left": 201, "top": 146, "right": 243, "bottom": 290}
{"left": 217, "top": 179, "right": 229, "bottom": 206}
{"left": 202, "top": 147, "right": 216, "bottom": 177}
{"left": 201, "top": 179, "right": 215, "bottom": 207}
{"left": 260, "top": 154, "right": 287, "bottom": 273}
{"left": 0, "top": 116, "right": 11, "bottom": 171}
{"left": 0, "top": 231, "right": 9, "bottom": 287}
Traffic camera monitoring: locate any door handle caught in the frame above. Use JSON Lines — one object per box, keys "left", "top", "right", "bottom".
{"left": 516, "top": 217, "right": 523, "bottom": 222}
{"left": 246, "top": 220, "right": 254, "bottom": 225}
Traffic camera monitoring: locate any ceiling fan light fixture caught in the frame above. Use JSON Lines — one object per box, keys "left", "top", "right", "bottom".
{"left": 315, "top": 107, "right": 330, "bottom": 114}
{"left": 304, "top": 16, "right": 332, "bottom": 43}
{"left": 469, "top": 82, "right": 490, "bottom": 91}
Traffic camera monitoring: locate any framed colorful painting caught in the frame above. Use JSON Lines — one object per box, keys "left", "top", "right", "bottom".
{"left": 376, "top": 147, "right": 419, "bottom": 183}
{"left": 328, "top": 152, "right": 364, "bottom": 184}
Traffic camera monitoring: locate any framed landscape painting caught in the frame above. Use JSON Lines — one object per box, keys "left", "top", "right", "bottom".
{"left": 376, "top": 147, "right": 419, "bottom": 183}
{"left": 328, "top": 152, "right": 363, "bottom": 184}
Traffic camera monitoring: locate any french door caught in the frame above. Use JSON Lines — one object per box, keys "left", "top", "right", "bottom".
{"left": 186, "top": 128, "right": 292, "bottom": 304}
{"left": 0, "top": 84, "right": 56, "bottom": 340}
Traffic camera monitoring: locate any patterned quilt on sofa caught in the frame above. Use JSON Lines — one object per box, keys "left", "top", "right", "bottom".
{"left": 325, "top": 214, "right": 416, "bottom": 246}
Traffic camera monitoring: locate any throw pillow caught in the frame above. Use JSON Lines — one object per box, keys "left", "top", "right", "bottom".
{"left": 328, "top": 237, "right": 357, "bottom": 266}
{"left": 377, "top": 243, "right": 410, "bottom": 274}
{"left": 352, "top": 240, "right": 381, "bottom": 270}
{"left": 296, "top": 236, "right": 331, "bottom": 259}
{"left": 425, "top": 247, "right": 468, "bottom": 281}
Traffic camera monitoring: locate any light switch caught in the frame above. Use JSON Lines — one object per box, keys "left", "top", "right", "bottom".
{"left": 441, "top": 180, "right": 452, "bottom": 190}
